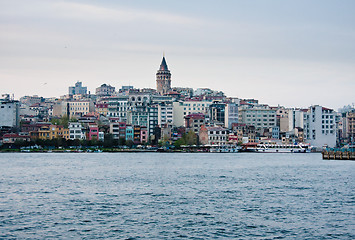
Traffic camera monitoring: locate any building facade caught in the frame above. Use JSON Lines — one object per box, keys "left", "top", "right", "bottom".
{"left": 184, "top": 113, "right": 206, "bottom": 134}
{"left": 173, "top": 100, "right": 212, "bottom": 127}
{"left": 107, "top": 96, "right": 129, "bottom": 121}
{"left": 0, "top": 97, "right": 19, "bottom": 128}
{"left": 69, "top": 81, "right": 87, "bottom": 95}
{"left": 238, "top": 105, "right": 277, "bottom": 131}
{"left": 158, "top": 103, "right": 173, "bottom": 126}
{"left": 199, "top": 126, "right": 228, "bottom": 145}
{"left": 96, "top": 84, "right": 115, "bottom": 96}
{"left": 68, "top": 122, "right": 86, "bottom": 140}
{"left": 344, "top": 110, "right": 355, "bottom": 144}
{"left": 38, "top": 125, "right": 69, "bottom": 140}
{"left": 303, "top": 105, "right": 336, "bottom": 148}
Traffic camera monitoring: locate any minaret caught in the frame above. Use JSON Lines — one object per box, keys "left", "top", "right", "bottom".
{"left": 156, "top": 55, "right": 171, "bottom": 95}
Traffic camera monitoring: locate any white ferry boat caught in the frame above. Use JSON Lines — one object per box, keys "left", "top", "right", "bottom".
{"left": 252, "top": 143, "right": 312, "bottom": 153}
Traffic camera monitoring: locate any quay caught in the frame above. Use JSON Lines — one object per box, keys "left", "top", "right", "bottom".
{"left": 322, "top": 148, "right": 355, "bottom": 160}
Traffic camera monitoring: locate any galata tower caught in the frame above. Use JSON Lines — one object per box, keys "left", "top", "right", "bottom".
{"left": 156, "top": 56, "right": 171, "bottom": 95}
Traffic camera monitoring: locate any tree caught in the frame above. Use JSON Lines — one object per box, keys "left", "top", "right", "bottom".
{"left": 185, "top": 130, "right": 197, "bottom": 145}
{"left": 51, "top": 115, "right": 70, "bottom": 128}
{"left": 118, "top": 137, "right": 126, "bottom": 146}
{"left": 126, "top": 140, "right": 134, "bottom": 148}
{"left": 174, "top": 137, "right": 186, "bottom": 148}
{"left": 161, "top": 134, "right": 171, "bottom": 147}
{"left": 103, "top": 134, "right": 115, "bottom": 148}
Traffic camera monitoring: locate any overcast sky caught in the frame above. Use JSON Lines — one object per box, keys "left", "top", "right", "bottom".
{"left": 1, "top": 0, "right": 354, "bottom": 109}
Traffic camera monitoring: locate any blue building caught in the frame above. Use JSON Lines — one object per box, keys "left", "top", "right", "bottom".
{"left": 69, "top": 81, "right": 87, "bottom": 95}
{"left": 125, "top": 125, "right": 134, "bottom": 142}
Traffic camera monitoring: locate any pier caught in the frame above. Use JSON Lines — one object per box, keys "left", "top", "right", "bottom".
{"left": 322, "top": 148, "right": 355, "bottom": 160}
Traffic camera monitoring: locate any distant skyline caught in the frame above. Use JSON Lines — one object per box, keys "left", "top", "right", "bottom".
{"left": 1, "top": 0, "right": 354, "bottom": 110}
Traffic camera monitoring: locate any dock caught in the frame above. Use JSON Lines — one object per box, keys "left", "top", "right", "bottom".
{"left": 322, "top": 149, "right": 355, "bottom": 160}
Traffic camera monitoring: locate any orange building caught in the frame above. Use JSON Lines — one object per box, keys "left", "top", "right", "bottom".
{"left": 38, "top": 125, "right": 70, "bottom": 140}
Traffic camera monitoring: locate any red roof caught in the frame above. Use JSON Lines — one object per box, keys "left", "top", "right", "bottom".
{"left": 95, "top": 104, "right": 108, "bottom": 108}
{"left": 2, "top": 133, "right": 29, "bottom": 138}
{"left": 322, "top": 107, "right": 333, "bottom": 111}
{"left": 167, "top": 91, "right": 180, "bottom": 95}
{"left": 242, "top": 142, "right": 258, "bottom": 146}
{"left": 185, "top": 113, "right": 205, "bottom": 119}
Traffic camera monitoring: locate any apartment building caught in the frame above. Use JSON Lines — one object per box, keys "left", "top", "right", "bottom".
{"left": 68, "top": 122, "right": 86, "bottom": 140}
{"left": 199, "top": 126, "right": 228, "bottom": 145}
{"left": 238, "top": 104, "right": 277, "bottom": 130}
{"left": 184, "top": 113, "right": 206, "bottom": 134}
{"left": 173, "top": 100, "right": 212, "bottom": 127}
{"left": 38, "top": 125, "right": 70, "bottom": 140}
{"left": 303, "top": 105, "right": 336, "bottom": 148}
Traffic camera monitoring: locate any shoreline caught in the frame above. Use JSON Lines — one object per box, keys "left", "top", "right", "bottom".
{"left": 0, "top": 149, "right": 323, "bottom": 154}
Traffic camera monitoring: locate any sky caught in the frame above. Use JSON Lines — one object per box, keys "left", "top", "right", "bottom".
{"left": 1, "top": 0, "right": 354, "bottom": 110}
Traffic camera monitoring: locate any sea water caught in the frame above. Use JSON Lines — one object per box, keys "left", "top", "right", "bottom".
{"left": 0, "top": 153, "right": 354, "bottom": 239}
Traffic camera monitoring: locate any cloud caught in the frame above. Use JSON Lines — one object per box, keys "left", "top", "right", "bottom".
{"left": 51, "top": 1, "right": 204, "bottom": 26}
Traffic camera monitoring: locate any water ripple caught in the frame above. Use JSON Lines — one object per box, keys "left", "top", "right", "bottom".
{"left": 0, "top": 153, "right": 354, "bottom": 239}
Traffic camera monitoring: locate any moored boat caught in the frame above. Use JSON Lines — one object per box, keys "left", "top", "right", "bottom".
{"left": 209, "top": 144, "right": 241, "bottom": 153}
{"left": 250, "top": 143, "right": 312, "bottom": 153}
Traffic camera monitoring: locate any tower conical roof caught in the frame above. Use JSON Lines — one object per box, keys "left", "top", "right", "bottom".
{"left": 159, "top": 56, "right": 169, "bottom": 71}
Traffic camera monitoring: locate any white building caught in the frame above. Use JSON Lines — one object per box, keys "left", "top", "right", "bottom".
{"left": 0, "top": 96, "right": 19, "bottom": 128}
{"left": 199, "top": 126, "right": 229, "bottom": 145}
{"left": 107, "top": 96, "right": 129, "bottom": 121}
{"left": 304, "top": 105, "right": 336, "bottom": 148}
{"left": 173, "top": 100, "right": 212, "bottom": 127}
{"left": 288, "top": 109, "right": 307, "bottom": 132}
{"left": 158, "top": 103, "right": 173, "bottom": 126}
{"left": 68, "top": 122, "right": 86, "bottom": 140}
{"left": 225, "top": 103, "right": 239, "bottom": 129}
